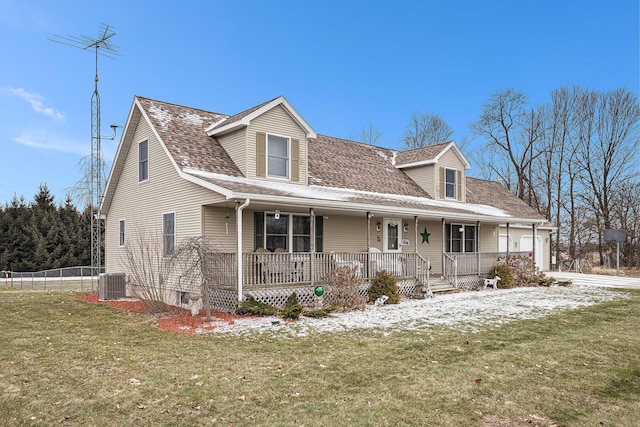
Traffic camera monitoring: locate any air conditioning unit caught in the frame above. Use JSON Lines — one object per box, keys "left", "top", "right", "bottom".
{"left": 99, "top": 273, "right": 127, "bottom": 300}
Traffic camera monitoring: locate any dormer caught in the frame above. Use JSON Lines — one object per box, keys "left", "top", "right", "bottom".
{"left": 395, "top": 141, "right": 471, "bottom": 202}
{"left": 205, "top": 96, "right": 316, "bottom": 185}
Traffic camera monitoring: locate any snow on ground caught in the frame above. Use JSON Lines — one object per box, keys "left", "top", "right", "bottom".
{"left": 207, "top": 285, "right": 629, "bottom": 337}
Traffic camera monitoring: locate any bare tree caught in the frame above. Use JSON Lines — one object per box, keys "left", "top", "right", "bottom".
{"left": 360, "top": 121, "right": 382, "bottom": 145}
{"left": 173, "top": 236, "right": 230, "bottom": 321}
{"left": 575, "top": 88, "right": 640, "bottom": 264}
{"left": 122, "top": 226, "right": 176, "bottom": 313}
{"left": 402, "top": 111, "right": 453, "bottom": 148}
{"left": 470, "top": 88, "right": 544, "bottom": 204}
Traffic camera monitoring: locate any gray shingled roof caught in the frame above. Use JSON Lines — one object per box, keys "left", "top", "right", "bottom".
{"left": 138, "top": 97, "right": 243, "bottom": 177}
{"left": 132, "top": 96, "right": 547, "bottom": 223}
{"left": 465, "top": 177, "right": 543, "bottom": 219}
{"left": 395, "top": 142, "right": 450, "bottom": 166}
{"left": 308, "top": 135, "right": 430, "bottom": 197}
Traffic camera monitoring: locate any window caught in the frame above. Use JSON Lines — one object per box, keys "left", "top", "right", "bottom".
{"left": 267, "top": 134, "right": 289, "bottom": 178}
{"left": 383, "top": 218, "right": 401, "bottom": 252}
{"left": 163, "top": 212, "right": 175, "bottom": 256}
{"left": 254, "top": 212, "right": 323, "bottom": 252}
{"left": 139, "top": 140, "right": 149, "bottom": 182}
{"left": 266, "top": 213, "right": 288, "bottom": 251}
{"left": 119, "top": 219, "right": 126, "bottom": 247}
{"left": 446, "top": 223, "right": 476, "bottom": 253}
{"left": 445, "top": 168, "right": 456, "bottom": 199}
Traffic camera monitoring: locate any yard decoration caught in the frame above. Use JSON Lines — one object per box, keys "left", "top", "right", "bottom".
{"left": 314, "top": 286, "right": 325, "bottom": 296}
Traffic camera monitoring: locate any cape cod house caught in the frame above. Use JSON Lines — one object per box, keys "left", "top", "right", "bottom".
{"left": 102, "top": 95, "right": 551, "bottom": 311}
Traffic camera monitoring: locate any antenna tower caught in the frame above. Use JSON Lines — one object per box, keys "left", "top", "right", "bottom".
{"left": 50, "top": 24, "right": 120, "bottom": 283}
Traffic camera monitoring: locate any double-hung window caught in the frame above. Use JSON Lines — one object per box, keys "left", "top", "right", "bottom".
{"left": 139, "top": 140, "right": 149, "bottom": 182}
{"left": 267, "top": 134, "right": 289, "bottom": 179}
{"left": 446, "top": 223, "right": 476, "bottom": 253}
{"left": 254, "top": 212, "right": 323, "bottom": 252}
{"left": 163, "top": 212, "right": 175, "bottom": 256}
{"left": 445, "top": 168, "right": 457, "bottom": 199}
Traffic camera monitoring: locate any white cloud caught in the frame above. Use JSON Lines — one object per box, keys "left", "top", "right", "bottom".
{"left": 3, "top": 87, "right": 65, "bottom": 121}
{"left": 13, "top": 129, "right": 88, "bottom": 155}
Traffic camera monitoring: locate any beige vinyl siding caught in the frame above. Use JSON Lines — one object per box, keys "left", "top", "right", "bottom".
{"left": 478, "top": 224, "right": 499, "bottom": 252}
{"left": 402, "top": 165, "right": 436, "bottom": 198}
{"left": 437, "top": 150, "right": 466, "bottom": 202}
{"left": 323, "top": 216, "right": 369, "bottom": 252}
{"left": 202, "top": 206, "right": 238, "bottom": 253}
{"left": 104, "top": 111, "right": 223, "bottom": 274}
{"left": 218, "top": 129, "right": 247, "bottom": 175}
{"left": 247, "top": 105, "right": 307, "bottom": 184}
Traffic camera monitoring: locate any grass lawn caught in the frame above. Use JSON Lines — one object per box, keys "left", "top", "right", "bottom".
{"left": 1, "top": 288, "right": 640, "bottom": 426}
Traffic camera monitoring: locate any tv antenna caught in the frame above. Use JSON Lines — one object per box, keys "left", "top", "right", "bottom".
{"left": 50, "top": 24, "right": 120, "bottom": 286}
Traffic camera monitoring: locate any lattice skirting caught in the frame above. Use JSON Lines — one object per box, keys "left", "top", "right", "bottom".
{"left": 207, "top": 279, "right": 423, "bottom": 312}
{"left": 454, "top": 275, "right": 484, "bottom": 288}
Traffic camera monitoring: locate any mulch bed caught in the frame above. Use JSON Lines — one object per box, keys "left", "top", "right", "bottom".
{"left": 76, "top": 292, "right": 243, "bottom": 334}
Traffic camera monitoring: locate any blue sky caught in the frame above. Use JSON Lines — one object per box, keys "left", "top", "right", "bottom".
{"left": 0, "top": 0, "right": 638, "bottom": 206}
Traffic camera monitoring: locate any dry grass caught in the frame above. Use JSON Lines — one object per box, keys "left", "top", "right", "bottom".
{"left": 1, "top": 288, "right": 640, "bottom": 426}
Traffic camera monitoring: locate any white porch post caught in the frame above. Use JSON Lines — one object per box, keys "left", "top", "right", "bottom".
{"left": 236, "top": 199, "right": 250, "bottom": 306}
{"left": 442, "top": 218, "right": 446, "bottom": 277}
{"left": 310, "top": 208, "right": 315, "bottom": 286}
{"left": 476, "top": 221, "right": 481, "bottom": 276}
{"left": 506, "top": 223, "right": 510, "bottom": 257}
{"left": 532, "top": 223, "right": 537, "bottom": 270}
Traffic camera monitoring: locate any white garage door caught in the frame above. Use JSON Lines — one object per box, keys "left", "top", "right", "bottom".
{"left": 520, "top": 235, "right": 543, "bottom": 269}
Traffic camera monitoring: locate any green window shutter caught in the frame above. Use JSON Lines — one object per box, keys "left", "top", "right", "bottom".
{"left": 457, "top": 170, "right": 463, "bottom": 201}
{"left": 439, "top": 167, "right": 445, "bottom": 199}
{"left": 291, "top": 138, "right": 300, "bottom": 182}
{"left": 256, "top": 132, "right": 266, "bottom": 177}
{"left": 254, "top": 212, "right": 264, "bottom": 250}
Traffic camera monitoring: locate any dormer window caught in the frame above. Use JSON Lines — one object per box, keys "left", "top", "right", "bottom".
{"left": 267, "top": 134, "right": 289, "bottom": 178}
{"left": 445, "top": 168, "right": 457, "bottom": 199}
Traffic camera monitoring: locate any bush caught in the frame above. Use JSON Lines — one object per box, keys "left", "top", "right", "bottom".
{"left": 281, "top": 293, "right": 303, "bottom": 320}
{"left": 321, "top": 266, "right": 367, "bottom": 312}
{"left": 241, "top": 296, "right": 279, "bottom": 316}
{"left": 367, "top": 270, "right": 400, "bottom": 304}
{"left": 487, "top": 263, "right": 515, "bottom": 289}
{"left": 503, "top": 255, "right": 546, "bottom": 286}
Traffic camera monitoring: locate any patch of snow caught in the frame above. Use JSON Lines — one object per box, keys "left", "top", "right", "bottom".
{"left": 179, "top": 112, "right": 204, "bottom": 126}
{"left": 213, "top": 285, "right": 627, "bottom": 337}
{"left": 182, "top": 168, "right": 510, "bottom": 218}
{"left": 149, "top": 103, "right": 172, "bottom": 132}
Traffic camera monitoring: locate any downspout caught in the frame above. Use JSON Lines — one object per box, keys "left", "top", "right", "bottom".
{"left": 236, "top": 199, "right": 250, "bottom": 307}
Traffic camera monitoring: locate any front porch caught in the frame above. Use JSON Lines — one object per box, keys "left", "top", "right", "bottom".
{"left": 203, "top": 250, "right": 527, "bottom": 311}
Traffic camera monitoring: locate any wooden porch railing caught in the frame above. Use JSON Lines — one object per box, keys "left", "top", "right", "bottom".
{"left": 206, "top": 252, "right": 430, "bottom": 289}
{"left": 443, "top": 251, "right": 531, "bottom": 286}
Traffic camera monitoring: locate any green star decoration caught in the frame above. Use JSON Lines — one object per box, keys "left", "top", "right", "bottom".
{"left": 420, "top": 227, "right": 431, "bottom": 244}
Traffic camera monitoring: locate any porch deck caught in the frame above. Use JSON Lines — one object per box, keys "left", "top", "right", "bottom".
{"left": 204, "top": 250, "right": 529, "bottom": 311}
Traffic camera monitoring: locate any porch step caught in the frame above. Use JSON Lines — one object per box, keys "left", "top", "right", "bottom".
{"left": 428, "top": 279, "right": 458, "bottom": 294}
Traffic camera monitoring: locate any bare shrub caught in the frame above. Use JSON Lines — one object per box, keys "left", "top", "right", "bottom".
{"left": 500, "top": 255, "right": 546, "bottom": 287}
{"left": 173, "top": 236, "right": 230, "bottom": 321}
{"left": 122, "top": 226, "right": 175, "bottom": 314}
{"left": 321, "top": 266, "right": 367, "bottom": 312}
